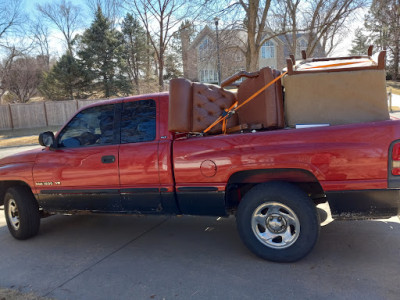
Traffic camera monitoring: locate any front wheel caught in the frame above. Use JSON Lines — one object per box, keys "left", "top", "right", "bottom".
{"left": 4, "top": 186, "right": 40, "bottom": 240}
{"left": 236, "top": 182, "right": 320, "bottom": 262}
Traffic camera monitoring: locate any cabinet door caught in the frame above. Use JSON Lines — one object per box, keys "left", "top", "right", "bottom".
{"left": 33, "top": 104, "right": 121, "bottom": 212}
{"left": 118, "top": 99, "right": 162, "bottom": 213}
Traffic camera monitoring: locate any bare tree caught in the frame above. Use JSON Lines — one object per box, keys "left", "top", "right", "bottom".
{"left": 0, "top": 0, "right": 24, "bottom": 43}
{"left": 86, "top": 0, "right": 124, "bottom": 26}
{"left": 203, "top": 0, "right": 367, "bottom": 72}
{"left": 2, "top": 56, "right": 43, "bottom": 103}
{"left": 129, "top": 0, "right": 190, "bottom": 90}
{"left": 238, "top": 0, "right": 273, "bottom": 71}
{"left": 209, "top": 0, "right": 288, "bottom": 72}
{"left": 29, "top": 18, "right": 51, "bottom": 70}
{"left": 299, "top": 0, "right": 367, "bottom": 57}
{"left": 277, "top": 0, "right": 301, "bottom": 56}
{"left": 0, "top": 47, "right": 20, "bottom": 104}
{"left": 36, "top": 0, "right": 83, "bottom": 54}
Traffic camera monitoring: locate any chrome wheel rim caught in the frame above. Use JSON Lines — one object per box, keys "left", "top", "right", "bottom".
{"left": 7, "top": 199, "right": 20, "bottom": 230}
{"left": 251, "top": 202, "right": 300, "bottom": 249}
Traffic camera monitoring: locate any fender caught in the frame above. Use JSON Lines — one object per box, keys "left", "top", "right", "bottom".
{"left": 0, "top": 161, "right": 37, "bottom": 205}
{"left": 0, "top": 148, "right": 42, "bottom": 200}
{"left": 225, "top": 168, "right": 325, "bottom": 209}
{"left": 0, "top": 162, "right": 35, "bottom": 186}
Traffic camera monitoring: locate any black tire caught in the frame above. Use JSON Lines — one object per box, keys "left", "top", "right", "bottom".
{"left": 236, "top": 182, "right": 320, "bottom": 262}
{"left": 4, "top": 186, "right": 40, "bottom": 240}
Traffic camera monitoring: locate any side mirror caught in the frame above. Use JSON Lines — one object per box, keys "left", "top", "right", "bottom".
{"left": 39, "top": 131, "right": 55, "bottom": 148}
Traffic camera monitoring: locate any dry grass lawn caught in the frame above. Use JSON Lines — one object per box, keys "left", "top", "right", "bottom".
{"left": 0, "top": 136, "right": 39, "bottom": 147}
{"left": 0, "top": 126, "right": 59, "bottom": 148}
{"left": 0, "top": 288, "right": 53, "bottom": 300}
{"left": 387, "top": 81, "right": 400, "bottom": 95}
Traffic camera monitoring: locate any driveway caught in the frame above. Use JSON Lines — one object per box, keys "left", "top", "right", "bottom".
{"left": 0, "top": 145, "right": 399, "bottom": 299}
{"left": 0, "top": 210, "right": 399, "bottom": 299}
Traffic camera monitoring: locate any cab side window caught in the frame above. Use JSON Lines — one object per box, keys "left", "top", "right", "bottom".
{"left": 58, "top": 104, "right": 115, "bottom": 148}
{"left": 121, "top": 100, "right": 156, "bottom": 144}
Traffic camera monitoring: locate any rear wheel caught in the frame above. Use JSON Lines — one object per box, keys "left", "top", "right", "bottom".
{"left": 4, "top": 186, "right": 40, "bottom": 240}
{"left": 236, "top": 182, "right": 320, "bottom": 262}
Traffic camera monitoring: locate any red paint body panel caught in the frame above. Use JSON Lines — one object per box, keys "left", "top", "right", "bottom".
{"left": 0, "top": 148, "right": 41, "bottom": 188}
{"left": 0, "top": 148, "right": 40, "bottom": 165}
{"left": 173, "top": 120, "right": 400, "bottom": 191}
{"left": 119, "top": 142, "right": 159, "bottom": 188}
{"left": 0, "top": 162, "right": 36, "bottom": 187}
{"left": 32, "top": 145, "right": 120, "bottom": 194}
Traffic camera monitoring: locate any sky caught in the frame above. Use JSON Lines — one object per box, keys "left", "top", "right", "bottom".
{"left": 25, "top": 0, "right": 92, "bottom": 26}
{"left": 20, "top": 0, "right": 93, "bottom": 56}
{"left": 331, "top": 7, "right": 368, "bottom": 56}
{"left": 25, "top": 0, "right": 87, "bottom": 13}
{"left": 19, "top": 0, "right": 367, "bottom": 58}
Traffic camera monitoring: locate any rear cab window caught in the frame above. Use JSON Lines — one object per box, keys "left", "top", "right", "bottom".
{"left": 120, "top": 99, "right": 156, "bottom": 144}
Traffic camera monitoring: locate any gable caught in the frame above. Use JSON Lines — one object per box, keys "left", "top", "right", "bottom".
{"left": 188, "top": 26, "right": 215, "bottom": 50}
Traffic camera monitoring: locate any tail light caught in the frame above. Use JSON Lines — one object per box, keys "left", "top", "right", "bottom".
{"left": 391, "top": 143, "right": 400, "bottom": 175}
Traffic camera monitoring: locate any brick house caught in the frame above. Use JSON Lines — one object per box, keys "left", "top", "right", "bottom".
{"left": 182, "top": 26, "right": 324, "bottom": 84}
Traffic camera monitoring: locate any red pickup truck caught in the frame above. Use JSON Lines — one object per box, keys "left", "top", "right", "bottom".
{"left": 1, "top": 93, "right": 399, "bottom": 262}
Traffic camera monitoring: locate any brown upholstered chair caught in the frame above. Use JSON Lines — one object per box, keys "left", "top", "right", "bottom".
{"left": 222, "top": 67, "right": 285, "bottom": 129}
{"left": 168, "top": 78, "right": 239, "bottom": 134}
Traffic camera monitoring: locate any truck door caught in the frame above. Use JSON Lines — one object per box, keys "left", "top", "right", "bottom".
{"left": 118, "top": 99, "right": 162, "bottom": 213}
{"left": 33, "top": 103, "right": 121, "bottom": 212}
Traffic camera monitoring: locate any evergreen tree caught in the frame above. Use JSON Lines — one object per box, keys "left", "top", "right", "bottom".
{"left": 122, "top": 13, "right": 148, "bottom": 94}
{"left": 39, "top": 52, "right": 89, "bottom": 100}
{"left": 365, "top": 0, "right": 400, "bottom": 80}
{"left": 348, "top": 28, "right": 369, "bottom": 56}
{"left": 163, "top": 31, "right": 183, "bottom": 80}
{"left": 163, "top": 53, "right": 183, "bottom": 80}
{"left": 77, "top": 7, "right": 131, "bottom": 98}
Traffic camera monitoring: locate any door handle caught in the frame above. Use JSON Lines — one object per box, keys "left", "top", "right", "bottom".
{"left": 101, "top": 155, "right": 115, "bottom": 164}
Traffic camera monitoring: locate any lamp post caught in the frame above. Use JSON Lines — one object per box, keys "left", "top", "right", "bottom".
{"left": 214, "top": 17, "right": 222, "bottom": 85}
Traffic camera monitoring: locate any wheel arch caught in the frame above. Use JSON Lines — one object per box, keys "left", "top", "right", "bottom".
{"left": 0, "top": 181, "right": 34, "bottom": 206}
{"left": 225, "top": 168, "right": 325, "bottom": 211}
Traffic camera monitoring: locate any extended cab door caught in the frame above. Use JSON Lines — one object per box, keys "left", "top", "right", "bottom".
{"left": 33, "top": 103, "right": 121, "bottom": 212}
{"left": 118, "top": 98, "right": 163, "bottom": 213}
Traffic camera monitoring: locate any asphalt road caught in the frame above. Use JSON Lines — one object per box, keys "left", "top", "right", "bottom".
{"left": 0, "top": 208, "right": 399, "bottom": 299}
{"left": 0, "top": 146, "right": 399, "bottom": 299}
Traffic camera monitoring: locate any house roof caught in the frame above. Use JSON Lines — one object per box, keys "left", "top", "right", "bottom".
{"left": 189, "top": 26, "right": 285, "bottom": 51}
{"left": 188, "top": 25, "right": 215, "bottom": 50}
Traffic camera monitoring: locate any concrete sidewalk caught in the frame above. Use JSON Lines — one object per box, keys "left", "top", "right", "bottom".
{"left": 389, "top": 93, "right": 400, "bottom": 110}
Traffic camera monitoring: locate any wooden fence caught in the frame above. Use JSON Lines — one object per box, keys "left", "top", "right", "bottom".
{"left": 0, "top": 99, "right": 100, "bottom": 130}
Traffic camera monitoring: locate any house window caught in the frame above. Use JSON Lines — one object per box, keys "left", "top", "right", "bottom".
{"left": 199, "top": 69, "right": 217, "bottom": 83}
{"left": 261, "top": 40, "right": 275, "bottom": 59}
{"left": 235, "top": 52, "right": 242, "bottom": 62}
{"left": 199, "top": 38, "right": 211, "bottom": 58}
